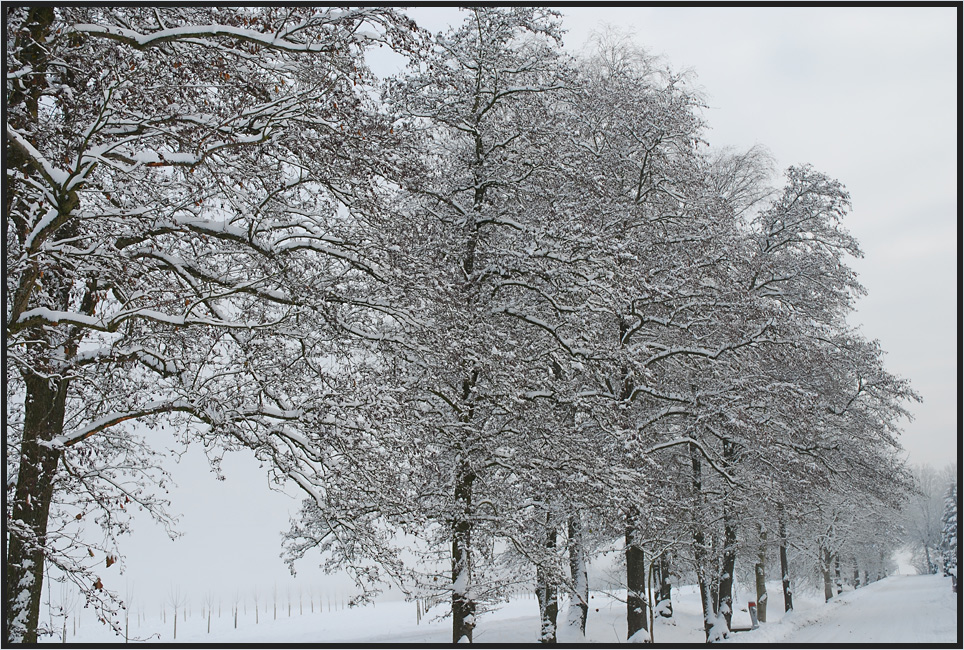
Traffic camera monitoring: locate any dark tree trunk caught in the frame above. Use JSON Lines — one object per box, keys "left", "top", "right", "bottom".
{"left": 690, "top": 444, "right": 712, "bottom": 640}
{"left": 689, "top": 443, "right": 725, "bottom": 642}
{"left": 853, "top": 558, "right": 860, "bottom": 588}
{"left": 718, "top": 507, "right": 737, "bottom": 629}
{"left": 7, "top": 7, "right": 54, "bottom": 124}
{"left": 6, "top": 9, "right": 84, "bottom": 644}
{"left": 625, "top": 506, "right": 648, "bottom": 641}
{"left": 653, "top": 551, "right": 673, "bottom": 618}
{"left": 834, "top": 554, "right": 842, "bottom": 595}
{"left": 755, "top": 524, "right": 767, "bottom": 622}
{"left": 536, "top": 517, "right": 558, "bottom": 643}
{"left": 452, "top": 464, "right": 476, "bottom": 643}
{"left": 566, "top": 514, "right": 589, "bottom": 636}
{"left": 778, "top": 503, "right": 792, "bottom": 612}
{"left": 618, "top": 328, "right": 648, "bottom": 642}
{"left": 695, "top": 560, "right": 723, "bottom": 643}
{"left": 5, "top": 372, "right": 69, "bottom": 643}
{"left": 821, "top": 546, "right": 834, "bottom": 602}
{"left": 715, "top": 439, "right": 737, "bottom": 631}
{"left": 451, "top": 368, "right": 479, "bottom": 644}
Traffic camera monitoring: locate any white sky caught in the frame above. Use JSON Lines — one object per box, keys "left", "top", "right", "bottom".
{"left": 62, "top": 6, "right": 958, "bottom": 619}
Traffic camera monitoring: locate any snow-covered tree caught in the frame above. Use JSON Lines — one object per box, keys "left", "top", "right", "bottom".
{"left": 380, "top": 8, "right": 580, "bottom": 642}
{"left": 941, "top": 482, "right": 958, "bottom": 591}
{"left": 555, "top": 29, "right": 754, "bottom": 642}
{"left": 5, "top": 7, "right": 418, "bottom": 642}
{"left": 8, "top": 9, "right": 925, "bottom": 645}
{"left": 903, "top": 464, "right": 954, "bottom": 574}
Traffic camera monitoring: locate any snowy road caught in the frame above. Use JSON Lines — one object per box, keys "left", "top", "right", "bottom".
{"left": 737, "top": 574, "right": 958, "bottom": 645}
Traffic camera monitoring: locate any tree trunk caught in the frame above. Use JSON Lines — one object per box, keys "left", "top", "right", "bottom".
{"left": 452, "top": 464, "right": 476, "bottom": 643}
{"left": 625, "top": 507, "right": 648, "bottom": 642}
{"left": 5, "top": 8, "right": 66, "bottom": 644}
{"left": 696, "top": 562, "right": 724, "bottom": 643}
{"left": 713, "top": 439, "right": 738, "bottom": 632}
{"left": 821, "top": 546, "right": 834, "bottom": 602}
{"left": 718, "top": 506, "right": 737, "bottom": 630}
{"left": 778, "top": 503, "right": 792, "bottom": 612}
{"left": 834, "top": 554, "right": 842, "bottom": 595}
{"left": 452, "top": 368, "right": 478, "bottom": 644}
{"left": 566, "top": 514, "right": 589, "bottom": 636}
{"left": 755, "top": 524, "right": 767, "bottom": 623}
{"left": 654, "top": 551, "right": 673, "bottom": 618}
{"left": 689, "top": 443, "right": 725, "bottom": 642}
{"left": 853, "top": 559, "right": 860, "bottom": 588}
{"left": 5, "top": 372, "right": 69, "bottom": 643}
{"left": 536, "top": 516, "right": 558, "bottom": 644}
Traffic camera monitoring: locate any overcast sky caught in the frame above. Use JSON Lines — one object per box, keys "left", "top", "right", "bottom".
{"left": 75, "top": 6, "right": 958, "bottom": 618}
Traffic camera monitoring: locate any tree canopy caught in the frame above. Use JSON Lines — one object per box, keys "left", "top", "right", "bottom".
{"left": 5, "top": 7, "right": 919, "bottom": 644}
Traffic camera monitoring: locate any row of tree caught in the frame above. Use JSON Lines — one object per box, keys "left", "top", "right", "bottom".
{"left": 941, "top": 481, "right": 959, "bottom": 592}
{"left": 902, "top": 464, "right": 957, "bottom": 576}
{"left": 6, "top": 7, "right": 922, "bottom": 644}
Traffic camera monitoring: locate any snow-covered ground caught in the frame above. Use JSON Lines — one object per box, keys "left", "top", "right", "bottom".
{"left": 43, "top": 573, "right": 957, "bottom": 645}
{"left": 732, "top": 574, "right": 957, "bottom": 644}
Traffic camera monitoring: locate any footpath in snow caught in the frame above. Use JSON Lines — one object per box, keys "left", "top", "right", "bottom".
{"left": 730, "top": 574, "right": 958, "bottom": 645}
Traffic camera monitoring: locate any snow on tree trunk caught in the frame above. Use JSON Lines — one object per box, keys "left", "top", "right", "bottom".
{"left": 5, "top": 372, "right": 68, "bottom": 643}
{"left": 718, "top": 521, "right": 737, "bottom": 630}
{"left": 697, "top": 567, "right": 729, "bottom": 643}
{"left": 565, "top": 515, "right": 589, "bottom": 637}
{"left": 535, "top": 518, "right": 558, "bottom": 644}
{"left": 654, "top": 551, "right": 673, "bottom": 619}
{"left": 755, "top": 524, "right": 768, "bottom": 623}
{"left": 834, "top": 554, "right": 843, "bottom": 595}
{"left": 5, "top": 9, "right": 63, "bottom": 641}
{"left": 689, "top": 444, "right": 727, "bottom": 642}
{"left": 452, "top": 465, "right": 476, "bottom": 644}
{"left": 625, "top": 507, "right": 648, "bottom": 642}
{"left": 717, "top": 463, "right": 737, "bottom": 630}
{"left": 778, "top": 503, "right": 793, "bottom": 612}
{"left": 821, "top": 546, "right": 834, "bottom": 602}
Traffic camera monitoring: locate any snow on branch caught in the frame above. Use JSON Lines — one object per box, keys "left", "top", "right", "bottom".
{"left": 5, "top": 123, "right": 70, "bottom": 188}
{"left": 498, "top": 306, "right": 589, "bottom": 358}
{"left": 12, "top": 306, "right": 289, "bottom": 335}
{"left": 642, "top": 318, "right": 774, "bottom": 367}
{"left": 643, "top": 437, "right": 737, "bottom": 486}
{"left": 72, "top": 22, "right": 345, "bottom": 53}
{"left": 42, "top": 400, "right": 205, "bottom": 448}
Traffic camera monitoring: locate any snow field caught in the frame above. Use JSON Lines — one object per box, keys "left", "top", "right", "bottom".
{"left": 43, "top": 574, "right": 957, "bottom": 644}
